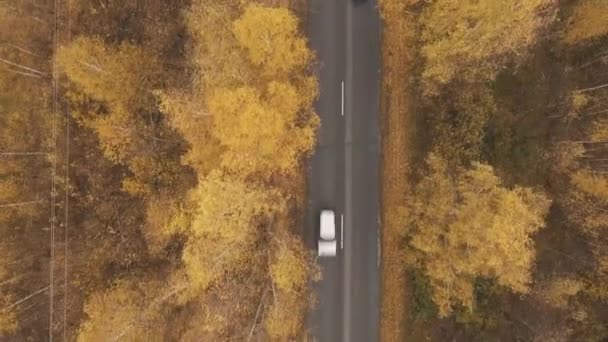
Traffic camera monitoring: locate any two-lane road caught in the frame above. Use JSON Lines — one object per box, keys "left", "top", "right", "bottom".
{"left": 305, "top": 0, "right": 381, "bottom": 341}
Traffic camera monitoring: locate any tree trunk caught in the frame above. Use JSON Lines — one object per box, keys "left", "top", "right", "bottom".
{"left": 4, "top": 43, "right": 42, "bottom": 58}
{"left": 578, "top": 82, "right": 608, "bottom": 93}
{"left": 247, "top": 287, "right": 268, "bottom": 342}
{"left": 0, "top": 200, "right": 44, "bottom": 208}
{"left": 0, "top": 152, "right": 47, "bottom": 156}
{"left": 0, "top": 57, "right": 48, "bottom": 76}
{"left": 5, "top": 68, "right": 43, "bottom": 78}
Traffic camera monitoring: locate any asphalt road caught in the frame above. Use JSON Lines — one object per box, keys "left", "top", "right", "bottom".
{"left": 305, "top": 0, "right": 381, "bottom": 341}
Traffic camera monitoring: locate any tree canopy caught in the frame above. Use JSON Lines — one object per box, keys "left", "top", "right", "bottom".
{"left": 208, "top": 83, "right": 318, "bottom": 176}
{"left": 563, "top": 0, "right": 608, "bottom": 45}
{"left": 57, "top": 37, "right": 161, "bottom": 112}
{"left": 0, "top": 0, "right": 318, "bottom": 339}
{"left": 162, "top": 2, "right": 319, "bottom": 178}
{"left": 420, "top": 0, "right": 556, "bottom": 94}
{"left": 403, "top": 155, "right": 551, "bottom": 316}
{"left": 77, "top": 279, "right": 167, "bottom": 342}
{"left": 265, "top": 233, "right": 318, "bottom": 339}
{"left": 233, "top": 4, "right": 313, "bottom": 76}
{"left": 181, "top": 171, "right": 282, "bottom": 292}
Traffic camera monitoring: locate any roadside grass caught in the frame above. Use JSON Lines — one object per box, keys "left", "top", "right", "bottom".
{"left": 377, "top": 1, "right": 419, "bottom": 341}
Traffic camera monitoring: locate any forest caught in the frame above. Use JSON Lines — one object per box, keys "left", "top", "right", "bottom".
{"left": 4, "top": 0, "right": 608, "bottom": 341}
{"left": 0, "top": 0, "right": 318, "bottom": 340}
{"left": 379, "top": 0, "right": 608, "bottom": 340}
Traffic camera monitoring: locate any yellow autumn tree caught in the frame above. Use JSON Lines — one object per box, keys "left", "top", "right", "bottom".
{"left": 57, "top": 37, "right": 161, "bottom": 111}
{"left": 563, "top": 0, "right": 608, "bottom": 45}
{"left": 590, "top": 118, "right": 608, "bottom": 141}
{"left": 540, "top": 277, "right": 585, "bottom": 309}
{"left": 141, "top": 193, "right": 195, "bottom": 254}
{"left": 265, "top": 233, "right": 318, "bottom": 339}
{"left": 182, "top": 171, "right": 283, "bottom": 292}
{"left": 420, "top": 0, "right": 556, "bottom": 94}
{"left": 555, "top": 88, "right": 608, "bottom": 314}
{"left": 189, "top": 172, "right": 282, "bottom": 242}
{"left": 563, "top": 170, "right": 608, "bottom": 235}
{"left": 59, "top": 36, "right": 190, "bottom": 201}
{"left": 404, "top": 155, "right": 551, "bottom": 316}
{"left": 264, "top": 295, "right": 306, "bottom": 339}
{"left": 186, "top": 0, "right": 252, "bottom": 89}
{"left": 557, "top": 89, "right": 608, "bottom": 236}
{"left": 572, "top": 170, "right": 608, "bottom": 203}
{"left": 208, "top": 83, "right": 318, "bottom": 176}
{"left": 233, "top": 4, "right": 313, "bottom": 76}
{"left": 157, "top": 3, "right": 320, "bottom": 338}
{"left": 270, "top": 234, "right": 318, "bottom": 295}
{"left": 588, "top": 250, "right": 608, "bottom": 300}
{"left": 177, "top": 250, "right": 267, "bottom": 340}
{"left": 57, "top": 37, "right": 156, "bottom": 162}
{"left": 162, "top": 79, "right": 318, "bottom": 179}
{"left": 158, "top": 90, "right": 224, "bottom": 176}
{"left": 77, "top": 279, "right": 167, "bottom": 342}
{"left": 58, "top": 37, "right": 159, "bottom": 161}
{"left": 162, "top": 2, "right": 318, "bottom": 179}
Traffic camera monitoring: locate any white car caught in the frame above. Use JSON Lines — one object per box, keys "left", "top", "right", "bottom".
{"left": 318, "top": 209, "right": 337, "bottom": 257}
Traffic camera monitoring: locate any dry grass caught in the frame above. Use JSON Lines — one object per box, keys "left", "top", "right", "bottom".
{"left": 377, "top": 1, "right": 419, "bottom": 341}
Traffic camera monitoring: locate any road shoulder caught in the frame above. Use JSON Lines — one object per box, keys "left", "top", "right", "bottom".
{"left": 378, "top": 1, "right": 419, "bottom": 341}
